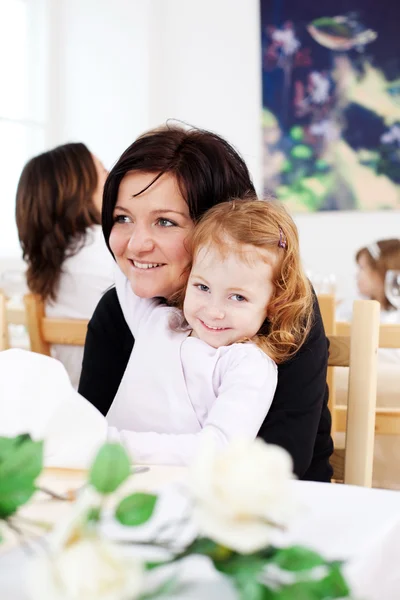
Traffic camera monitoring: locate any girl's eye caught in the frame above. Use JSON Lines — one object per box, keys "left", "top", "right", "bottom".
{"left": 195, "top": 284, "right": 210, "bottom": 293}
{"left": 231, "top": 294, "right": 247, "bottom": 302}
{"left": 113, "top": 214, "right": 131, "bottom": 224}
{"left": 156, "top": 218, "right": 176, "bottom": 227}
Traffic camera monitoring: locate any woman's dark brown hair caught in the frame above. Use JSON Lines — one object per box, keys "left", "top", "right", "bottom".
{"left": 102, "top": 124, "right": 256, "bottom": 251}
{"left": 16, "top": 142, "right": 100, "bottom": 301}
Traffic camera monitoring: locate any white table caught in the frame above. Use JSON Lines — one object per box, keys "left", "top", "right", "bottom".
{"left": 1, "top": 468, "right": 400, "bottom": 599}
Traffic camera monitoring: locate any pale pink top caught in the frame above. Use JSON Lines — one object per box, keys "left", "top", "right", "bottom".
{"left": 107, "top": 268, "right": 277, "bottom": 465}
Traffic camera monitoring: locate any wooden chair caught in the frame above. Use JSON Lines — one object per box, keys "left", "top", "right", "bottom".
{"left": 24, "top": 294, "right": 88, "bottom": 355}
{"left": 318, "top": 294, "right": 337, "bottom": 434}
{"left": 335, "top": 319, "right": 400, "bottom": 437}
{"left": 327, "top": 299, "right": 380, "bottom": 486}
{"left": 0, "top": 292, "right": 9, "bottom": 351}
{"left": 319, "top": 294, "right": 400, "bottom": 439}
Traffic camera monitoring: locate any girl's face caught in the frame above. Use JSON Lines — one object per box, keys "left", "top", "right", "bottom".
{"left": 183, "top": 242, "right": 277, "bottom": 348}
{"left": 356, "top": 254, "right": 382, "bottom": 300}
{"left": 110, "top": 171, "right": 194, "bottom": 299}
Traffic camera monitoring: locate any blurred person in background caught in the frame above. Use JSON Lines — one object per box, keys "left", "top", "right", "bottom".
{"left": 336, "top": 238, "right": 400, "bottom": 490}
{"left": 356, "top": 239, "right": 400, "bottom": 315}
{"left": 338, "top": 238, "right": 400, "bottom": 324}
{"left": 16, "top": 142, "right": 114, "bottom": 388}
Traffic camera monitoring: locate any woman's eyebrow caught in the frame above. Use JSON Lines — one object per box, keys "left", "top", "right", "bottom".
{"left": 151, "top": 209, "right": 189, "bottom": 218}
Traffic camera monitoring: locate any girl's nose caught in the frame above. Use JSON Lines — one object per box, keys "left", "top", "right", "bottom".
{"left": 207, "top": 305, "right": 225, "bottom": 320}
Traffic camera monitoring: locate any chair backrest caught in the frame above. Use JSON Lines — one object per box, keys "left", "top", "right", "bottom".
{"left": 0, "top": 292, "right": 9, "bottom": 351}
{"left": 24, "top": 294, "right": 88, "bottom": 355}
{"left": 318, "top": 294, "right": 337, "bottom": 432}
{"left": 327, "top": 299, "right": 380, "bottom": 487}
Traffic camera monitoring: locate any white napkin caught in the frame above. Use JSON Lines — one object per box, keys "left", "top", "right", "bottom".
{"left": 0, "top": 349, "right": 107, "bottom": 469}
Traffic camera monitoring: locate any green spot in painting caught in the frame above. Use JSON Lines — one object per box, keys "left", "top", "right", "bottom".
{"left": 291, "top": 145, "right": 313, "bottom": 159}
{"left": 281, "top": 159, "right": 293, "bottom": 173}
{"left": 315, "top": 159, "right": 329, "bottom": 171}
{"left": 289, "top": 126, "right": 304, "bottom": 141}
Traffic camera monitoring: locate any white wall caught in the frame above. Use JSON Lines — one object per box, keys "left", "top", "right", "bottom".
{"left": 49, "top": 0, "right": 152, "bottom": 168}
{"left": 3, "top": 0, "right": 400, "bottom": 299}
{"left": 147, "top": 0, "right": 262, "bottom": 188}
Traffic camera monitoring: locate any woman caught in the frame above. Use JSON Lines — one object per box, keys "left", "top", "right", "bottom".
{"left": 16, "top": 143, "right": 115, "bottom": 388}
{"left": 78, "top": 125, "right": 333, "bottom": 481}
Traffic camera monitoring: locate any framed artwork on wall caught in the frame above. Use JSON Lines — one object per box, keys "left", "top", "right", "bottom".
{"left": 261, "top": 0, "right": 400, "bottom": 211}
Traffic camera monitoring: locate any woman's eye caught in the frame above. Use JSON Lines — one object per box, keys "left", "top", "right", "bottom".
{"left": 113, "top": 214, "right": 131, "bottom": 224}
{"left": 195, "top": 284, "right": 210, "bottom": 293}
{"left": 156, "top": 218, "right": 176, "bottom": 227}
{"left": 231, "top": 294, "right": 247, "bottom": 302}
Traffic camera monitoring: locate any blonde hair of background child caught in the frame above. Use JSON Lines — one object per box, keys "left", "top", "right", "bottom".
{"left": 172, "top": 197, "right": 313, "bottom": 364}
{"left": 356, "top": 239, "right": 400, "bottom": 310}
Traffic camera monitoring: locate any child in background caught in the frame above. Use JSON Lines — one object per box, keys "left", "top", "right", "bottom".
{"left": 106, "top": 198, "right": 314, "bottom": 465}
{"left": 334, "top": 239, "right": 400, "bottom": 490}
{"left": 356, "top": 239, "right": 400, "bottom": 315}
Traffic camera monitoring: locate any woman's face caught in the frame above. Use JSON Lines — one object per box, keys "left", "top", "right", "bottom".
{"left": 92, "top": 154, "right": 108, "bottom": 213}
{"left": 110, "top": 171, "right": 194, "bottom": 299}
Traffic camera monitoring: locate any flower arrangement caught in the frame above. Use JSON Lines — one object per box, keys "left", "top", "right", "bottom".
{"left": 0, "top": 434, "right": 353, "bottom": 599}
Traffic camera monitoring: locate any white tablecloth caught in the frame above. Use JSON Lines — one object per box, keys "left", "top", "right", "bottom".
{"left": 1, "top": 469, "right": 399, "bottom": 599}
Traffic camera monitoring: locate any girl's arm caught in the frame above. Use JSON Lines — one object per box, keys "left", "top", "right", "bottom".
{"left": 107, "top": 346, "right": 277, "bottom": 465}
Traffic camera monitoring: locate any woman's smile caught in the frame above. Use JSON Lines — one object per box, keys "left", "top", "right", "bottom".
{"left": 129, "top": 259, "right": 166, "bottom": 270}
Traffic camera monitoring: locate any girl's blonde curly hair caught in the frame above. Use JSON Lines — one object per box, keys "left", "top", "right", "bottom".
{"left": 172, "top": 197, "right": 313, "bottom": 364}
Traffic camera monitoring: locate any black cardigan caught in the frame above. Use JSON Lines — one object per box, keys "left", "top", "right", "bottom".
{"left": 78, "top": 288, "right": 333, "bottom": 481}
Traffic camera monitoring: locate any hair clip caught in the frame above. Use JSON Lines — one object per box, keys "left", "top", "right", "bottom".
{"left": 278, "top": 227, "right": 287, "bottom": 249}
{"left": 367, "top": 242, "right": 380, "bottom": 261}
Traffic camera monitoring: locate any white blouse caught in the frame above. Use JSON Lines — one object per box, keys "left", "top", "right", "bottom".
{"left": 45, "top": 226, "right": 115, "bottom": 388}
{"left": 107, "top": 268, "right": 278, "bottom": 465}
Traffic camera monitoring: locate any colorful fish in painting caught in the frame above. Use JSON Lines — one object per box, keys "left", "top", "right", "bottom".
{"left": 307, "top": 15, "right": 377, "bottom": 52}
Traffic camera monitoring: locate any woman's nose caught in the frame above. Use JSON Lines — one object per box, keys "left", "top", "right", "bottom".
{"left": 127, "top": 227, "right": 155, "bottom": 254}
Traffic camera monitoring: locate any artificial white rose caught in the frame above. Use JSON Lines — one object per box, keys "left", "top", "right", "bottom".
{"left": 190, "top": 438, "right": 297, "bottom": 554}
{"left": 28, "top": 488, "right": 143, "bottom": 600}
{"left": 29, "top": 535, "right": 143, "bottom": 600}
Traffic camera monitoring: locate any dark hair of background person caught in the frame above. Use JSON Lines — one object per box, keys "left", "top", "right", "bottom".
{"left": 16, "top": 142, "right": 100, "bottom": 301}
{"left": 102, "top": 124, "right": 256, "bottom": 252}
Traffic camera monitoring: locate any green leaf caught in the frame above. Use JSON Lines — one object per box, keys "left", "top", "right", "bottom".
{"left": 215, "top": 554, "right": 269, "bottom": 600}
{"left": 0, "top": 436, "right": 43, "bottom": 518}
{"left": 0, "top": 434, "right": 33, "bottom": 459}
{"left": 0, "top": 437, "right": 42, "bottom": 482}
{"left": 86, "top": 506, "right": 101, "bottom": 523}
{"left": 0, "top": 485, "right": 36, "bottom": 518}
{"left": 271, "top": 546, "right": 326, "bottom": 572}
{"left": 115, "top": 492, "right": 157, "bottom": 526}
{"left": 259, "top": 555, "right": 351, "bottom": 599}
{"left": 89, "top": 443, "right": 131, "bottom": 494}
{"left": 185, "top": 537, "right": 234, "bottom": 561}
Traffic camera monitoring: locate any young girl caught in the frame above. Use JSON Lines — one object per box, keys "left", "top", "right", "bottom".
{"left": 356, "top": 239, "right": 400, "bottom": 313}
{"left": 107, "top": 198, "right": 313, "bottom": 465}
